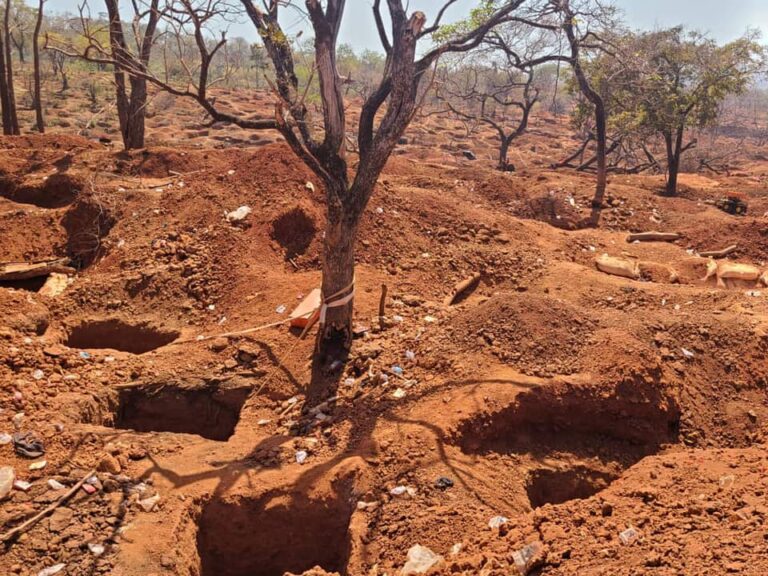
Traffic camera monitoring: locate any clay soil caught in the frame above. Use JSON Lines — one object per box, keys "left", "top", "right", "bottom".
{"left": 2, "top": 90, "right": 768, "bottom": 576}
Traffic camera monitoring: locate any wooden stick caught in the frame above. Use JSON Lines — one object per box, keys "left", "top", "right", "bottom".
{"left": 444, "top": 273, "right": 482, "bottom": 306}
{"left": 1, "top": 468, "right": 96, "bottom": 543}
{"left": 378, "top": 283, "right": 388, "bottom": 330}
{"left": 699, "top": 244, "right": 738, "bottom": 259}
{"left": 626, "top": 231, "right": 681, "bottom": 243}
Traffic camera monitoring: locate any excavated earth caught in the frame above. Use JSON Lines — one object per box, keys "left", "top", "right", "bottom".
{"left": 2, "top": 93, "right": 768, "bottom": 576}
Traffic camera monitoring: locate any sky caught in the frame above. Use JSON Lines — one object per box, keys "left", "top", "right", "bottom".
{"left": 48, "top": 0, "right": 768, "bottom": 51}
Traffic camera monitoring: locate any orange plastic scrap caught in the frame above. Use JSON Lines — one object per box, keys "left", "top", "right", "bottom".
{"left": 289, "top": 288, "right": 321, "bottom": 328}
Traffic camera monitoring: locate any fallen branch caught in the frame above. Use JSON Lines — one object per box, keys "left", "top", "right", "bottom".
{"left": 1, "top": 468, "right": 96, "bottom": 543}
{"left": 626, "top": 232, "right": 681, "bottom": 243}
{"left": 699, "top": 244, "right": 738, "bottom": 259}
{"left": 444, "top": 273, "right": 482, "bottom": 306}
{"left": 378, "top": 283, "right": 388, "bottom": 330}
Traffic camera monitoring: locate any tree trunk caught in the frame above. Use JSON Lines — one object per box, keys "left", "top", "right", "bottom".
{"left": 3, "top": 0, "right": 19, "bottom": 135}
{"left": 316, "top": 192, "right": 358, "bottom": 362}
{"left": 497, "top": 137, "right": 511, "bottom": 171}
{"left": 32, "top": 0, "right": 44, "bottom": 132}
{"left": 593, "top": 101, "right": 608, "bottom": 206}
{"left": 0, "top": 24, "right": 11, "bottom": 134}
{"left": 664, "top": 126, "right": 684, "bottom": 196}
{"left": 122, "top": 77, "right": 147, "bottom": 149}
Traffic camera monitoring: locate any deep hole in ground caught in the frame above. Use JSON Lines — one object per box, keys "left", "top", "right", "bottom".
{"left": 453, "top": 381, "right": 680, "bottom": 467}
{"left": 526, "top": 466, "right": 618, "bottom": 508}
{"left": 0, "top": 276, "right": 48, "bottom": 292}
{"left": 271, "top": 207, "right": 317, "bottom": 259}
{"left": 196, "top": 487, "right": 354, "bottom": 576}
{"left": 0, "top": 173, "right": 82, "bottom": 208}
{"left": 65, "top": 318, "right": 179, "bottom": 354}
{"left": 115, "top": 379, "right": 250, "bottom": 440}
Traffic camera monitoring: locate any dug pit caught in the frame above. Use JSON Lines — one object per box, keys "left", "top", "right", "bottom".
{"left": 115, "top": 379, "right": 251, "bottom": 441}
{"left": 65, "top": 318, "right": 179, "bottom": 354}
{"left": 271, "top": 207, "right": 317, "bottom": 260}
{"left": 0, "top": 173, "right": 83, "bottom": 208}
{"left": 196, "top": 488, "right": 354, "bottom": 576}
{"left": 526, "top": 466, "right": 618, "bottom": 508}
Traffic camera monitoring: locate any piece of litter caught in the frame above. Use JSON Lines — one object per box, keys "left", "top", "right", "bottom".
{"left": 295, "top": 450, "right": 308, "bottom": 464}
{"left": 226, "top": 205, "right": 252, "bottom": 224}
{"left": 681, "top": 348, "right": 695, "bottom": 358}
{"left": 488, "top": 515, "right": 508, "bottom": 529}
{"left": 512, "top": 541, "right": 544, "bottom": 574}
{"left": 138, "top": 494, "right": 161, "bottom": 512}
{"left": 37, "top": 564, "right": 66, "bottom": 576}
{"left": 619, "top": 526, "right": 640, "bottom": 545}
{"left": 13, "top": 480, "right": 32, "bottom": 491}
{"left": 275, "top": 304, "right": 287, "bottom": 314}
{"left": 79, "top": 351, "right": 91, "bottom": 359}
{"left": 392, "top": 388, "right": 406, "bottom": 399}
{"left": 29, "top": 460, "right": 47, "bottom": 470}
{"left": 450, "top": 543, "right": 462, "bottom": 556}
{"left": 746, "top": 290, "right": 762, "bottom": 297}
{"left": 390, "top": 485, "right": 417, "bottom": 497}
{"left": 719, "top": 474, "right": 736, "bottom": 489}
{"left": 88, "top": 543, "right": 106, "bottom": 556}
{"left": 82, "top": 483, "right": 97, "bottom": 494}
{"left": 48, "top": 479, "right": 66, "bottom": 490}
{"left": 257, "top": 419, "right": 271, "bottom": 426}
{"left": 0, "top": 433, "right": 11, "bottom": 445}
{"left": 401, "top": 544, "right": 443, "bottom": 575}
{"left": 391, "top": 365, "right": 404, "bottom": 376}
{"left": 405, "top": 350, "right": 416, "bottom": 361}
{"left": 32, "top": 369, "right": 44, "bottom": 380}
{"left": 423, "top": 315, "right": 438, "bottom": 323}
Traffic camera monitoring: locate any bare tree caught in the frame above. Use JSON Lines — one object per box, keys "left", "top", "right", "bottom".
{"left": 32, "top": 0, "right": 44, "bottom": 132}
{"left": 93, "top": 0, "right": 525, "bottom": 363}
{"left": 48, "top": 0, "right": 163, "bottom": 149}
{"left": 509, "top": 0, "right": 619, "bottom": 224}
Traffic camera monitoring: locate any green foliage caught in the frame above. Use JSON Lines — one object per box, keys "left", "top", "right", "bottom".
{"left": 432, "top": 0, "right": 500, "bottom": 43}
{"left": 583, "top": 27, "right": 765, "bottom": 141}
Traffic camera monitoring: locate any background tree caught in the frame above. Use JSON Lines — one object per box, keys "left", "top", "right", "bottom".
{"left": 0, "top": 0, "right": 20, "bottom": 134}
{"left": 606, "top": 27, "right": 763, "bottom": 195}
{"left": 33, "top": 0, "right": 45, "bottom": 132}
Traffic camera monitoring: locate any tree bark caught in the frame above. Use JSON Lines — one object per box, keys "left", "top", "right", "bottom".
{"left": 32, "top": 0, "right": 44, "bottom": 132}
{"left": 664, "top": 126, "right": 684, "bottom": 196}
{"left": 0, "top": 21, "right": 11, "bottom": 134}
{"left": 3, "top": 0, "right": 19, "bottom": 134}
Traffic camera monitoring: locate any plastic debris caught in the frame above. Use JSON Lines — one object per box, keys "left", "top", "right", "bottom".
{"left": 29, "top": 460, "right": 47, "bottom": 470}
{"left": 423, "top": 315, "right": 437, "bottom": 323}
{"left": 12, "top": 431, "right": 45, "bottom": 458}
{"left": 256, "top": 419, "right": 271, "bottom": 426}
{"left": 13, "top": 479, "right": 32, "bottom": 491}
{"left": 405, "top": 350, "right": 416, "bottom": 362}
{"left": 0, "top": 466, "right": 14, "bottom": 499}
{"left": 37, "top": 564, "right": 66, "bottom": 576}
{"left": 746, "top": 290, "right": 761, "bottom": 297}
{"left": 619, "top": 526, "right": 640, "bottom": 545}
{"left": 295, "top": 450, "right": 308, "bottom": 464}
{"left": 88, "top": 543, "right": 106, "bottom": 556}
{"left": 82, "top": 483, "right": 97, "bottom": 495}
{"left": 0, "top": 432, "right": 11, "bottom": 445}
{"left": 32, "top": 369, "right": 44, "bottom": 380}
{"left": 392, "top": 388, "right": 406, "bottom": 399}
{"left": 138, "top": 494, "right": 161, "bottom": 512}
{"left": 681, "top": 348, "right": 695, "bottom": 359}
{"left": 434, "top": 476, "right": 454, "bottom": 490}
{"left": 48, "top": 479, "right": 66, "bottom": 490}
{"left": 401, "top": 544, "right": 444, "bottom": 575}
{"left": 275, "top": 304, "right": 287, "bottom": 314}
{"left": 79, "top": 351, "right": 91, "bottom": 359}
{"left": 226, "top": 206, "right": 252, "bottom": 224}
{"left": 512, "top": 541, "right": 544, "bottom": 575}
{"left": 488, "top": 515, "right": 509, "bottom": 529}
{"left": 391, "top": 365, "right": 404, "bottom": 377}
{"left": 450, "top": 543, "right": 462, "bottom": 556}
{"left": 719, "top": 474, "right": 736, "bottom": 489}
{"left": 390, "top": 485, "right": 417, "bottom": 497}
